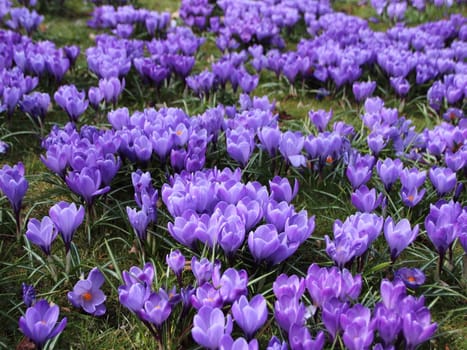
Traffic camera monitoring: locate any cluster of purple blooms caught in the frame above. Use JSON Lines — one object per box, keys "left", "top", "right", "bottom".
{"left": 271, "top": 265, "right": 438, "bottom": 349}
{"left": 0, "top": 0, "right": 43, "bottom": 36}
{"left": 25, "top": 200, "right": 84, "bottom": 255}
{"left": 41, "top": 123, "right": 119, "bottom": 204}
{"left": 369, "top": 0, "right": 459, "bottom": 21}
{"left": 179, "top": 9, "right": 465, "bottom": 109}
{"left": 88, "top": 5, "right": 171, "bottom": 37}
{"left": 85, "top": 27, "right": 203, "bottom": 94}
{"left": 0, "top": 27, "right": 77, "bottom": 123}
{"left": 296, "top": 13, "right": 465, "bottom": 101}
{"left": 180, "top": 0, "right": 333, "bottom": 50}
{"left": 163, "top": 167, "right": 314, "bottom": 263}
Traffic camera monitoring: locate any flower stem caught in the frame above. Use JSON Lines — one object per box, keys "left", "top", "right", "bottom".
{"left": 47, "top": 255, "right": 58, "bottom": 282}
{"left": 65, "top": 250, "right": 71, "bottom": 276}
{"left": 462, "top": 254, "right": 467, "bottom": 286}
{"left": 15, "top": 210, "right": 21, "bottom": 242}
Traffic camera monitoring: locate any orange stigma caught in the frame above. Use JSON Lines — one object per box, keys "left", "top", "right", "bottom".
{"left": 326, "top": 156, "right": 333, "bottom": 164}
{"left": 408, "top": 195, "right": 414, "bottom": 202}
{"left": 407, "top": 276, "right": 416, "bottom": 283}
{"left": 176, "top": 130, "right": 183, "bottom": 136}
{"left": 82, "top": 292, "right": 92, "bottom": 301}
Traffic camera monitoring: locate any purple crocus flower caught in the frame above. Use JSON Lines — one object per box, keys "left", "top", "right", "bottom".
{"left": 19, "top": 299, "right": 67, "bottom": 350}
{"left": 192, "top": 306, "right": 233, "bottom": 350}
{"left": 322, "top": 297, "right": 348, "bottom": 339}
{"left": 351, "top": 185, "right": 384, "bottom": 212}
{"left": 126, "top": 206, "right": 150, "bottom": 241}
{"left": 279, "top": 131, "right": 306, "bottom": 167}
{"left": 429, "top": 167, "right": 457, "bottom": 196}
{"left": 258, "top": 126, "right": 281, "bottom": 157}
{"left": 168, "top": 210, "right": 201, "bottom": 248}
{"left": 340, "top": 304, "right": 374, "bottom": 350}
{"left": 22, "top": 283, "right": 36, "bottom": 308}
{"left": 266, "top": 336, "right": 288, "bottom": 350}
{"left": 238, "top": 70, "right": 259, "bottom": 94}
{"left": 376, "top": 158, "right": 403, "bottom": 191}
{"left": 395, "top": 268, "right": 425, "bottom": 289}
{"left": 325, "top": 233, "right": 360, "bottom": 268}
{"left": 166, "top": 250, "right": 185, "bottom": 279}
{"left": 0, "top": 162, "right": 28, "bottom": 218}
{"left": 47, "top": 56, "right": 70, "bottom": 83}
{"left": 236, "top": 197, "right": 263, "bottom": 232}
{"left": 19, "top": 92, "right": 50, "bottom": 124}
{"left": 65, "top": 167, "right": 110, "bottom": 206}
{"left": 0, "top": 141, "right": 9, "bottom": 155}
{"left": 425, "top": 200, "right": 461, "bottom": 258}
{"left": 380, "top": 279, "right": 407, "bottom": 311}
{"left": 191, "top": 257, "right": 216, "bottom": 286}
{"left": 266, "top": 201, "right": 293, "bottom": 232}
{"left": 269, "top": 176, "right": 299, "bottom": 203}
{"left": 390, "top": 76, "right": 410, "bottom": 97}
{"left": 288, "top": 325, "right": 325, "bottom": 350}
{"left": 346, "top": 153, "right": 374, "bottom": 189}
{"left": 98, "top": 77, "right": 125, "bottom": 105}
{"left": 226, "top": 127, "right": 254, "bottom": 167}
{"left": 400, "top": 168, "right": 426, "bottom": 190}
{"left": 231, "top": 294, "right": 267, "bottom": 339}
{"left": 219, "top": 335, "right": 259, "bottom": 350}
{"left": 309, "top": 109, "right": 332, "bottom": 132}
{"left": 119, "top": 281, "right": 151, "bottom": 315}
{"left": 248, "top": 224, "right": 297, "bottom": 265}
{"left": 384, "top": 217, "right": 419, "bottom": 262}
{"left": 373, "top": 302, "right": 402, "bottom": 346}
{"left": 54, "top": 85, "right": 89, "bottom": 123}
{"left": 49, "top": 201, "right": 85, "bottom": 253}
{"left": 212, "top": 267, "right": 248, "bottom": 304}
{"left": 191, "top": 282, "right": 223, "bottom": 310}
{"left": 7, "top": 8, "right": 43, "bottom": 36}
{"left": 64, "top": 45, "right": 80, "bottom": 67}
{"left": 400, "top": 186, "right": 425, "bottom": 207}
{"left": 140, "top": 289, "right": 172, "bottom": 326}
{"left": 352, "top": 81, "right": 376, "bottom": 102}
{"left": 273, "top": 274, "right": 306, "bottom": 300}
{"left": 88, "top": 87, "right": 104, "bottom": 110}
{"left": 122, "top": 262, "right": 155, "bottom": 288}
{"left": 326, "top": 212, "right": 383, "bottom": 267}
{"left": 68, "top": 267, "right": 106, "bottom": 316}
{"left": 402, "top": 308, "right": 437, "bottom": 350}
{"left": 367, "top": 132, "right": 386, "bottom": 155}
{"left": 274, "top": 294, "right": 306, "bottom": 332}
{"left": 25, "top": 216, "right": 57, "bottom": 256}
{"left": 306, "top": 264, "right": 362, "bottom": 308}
